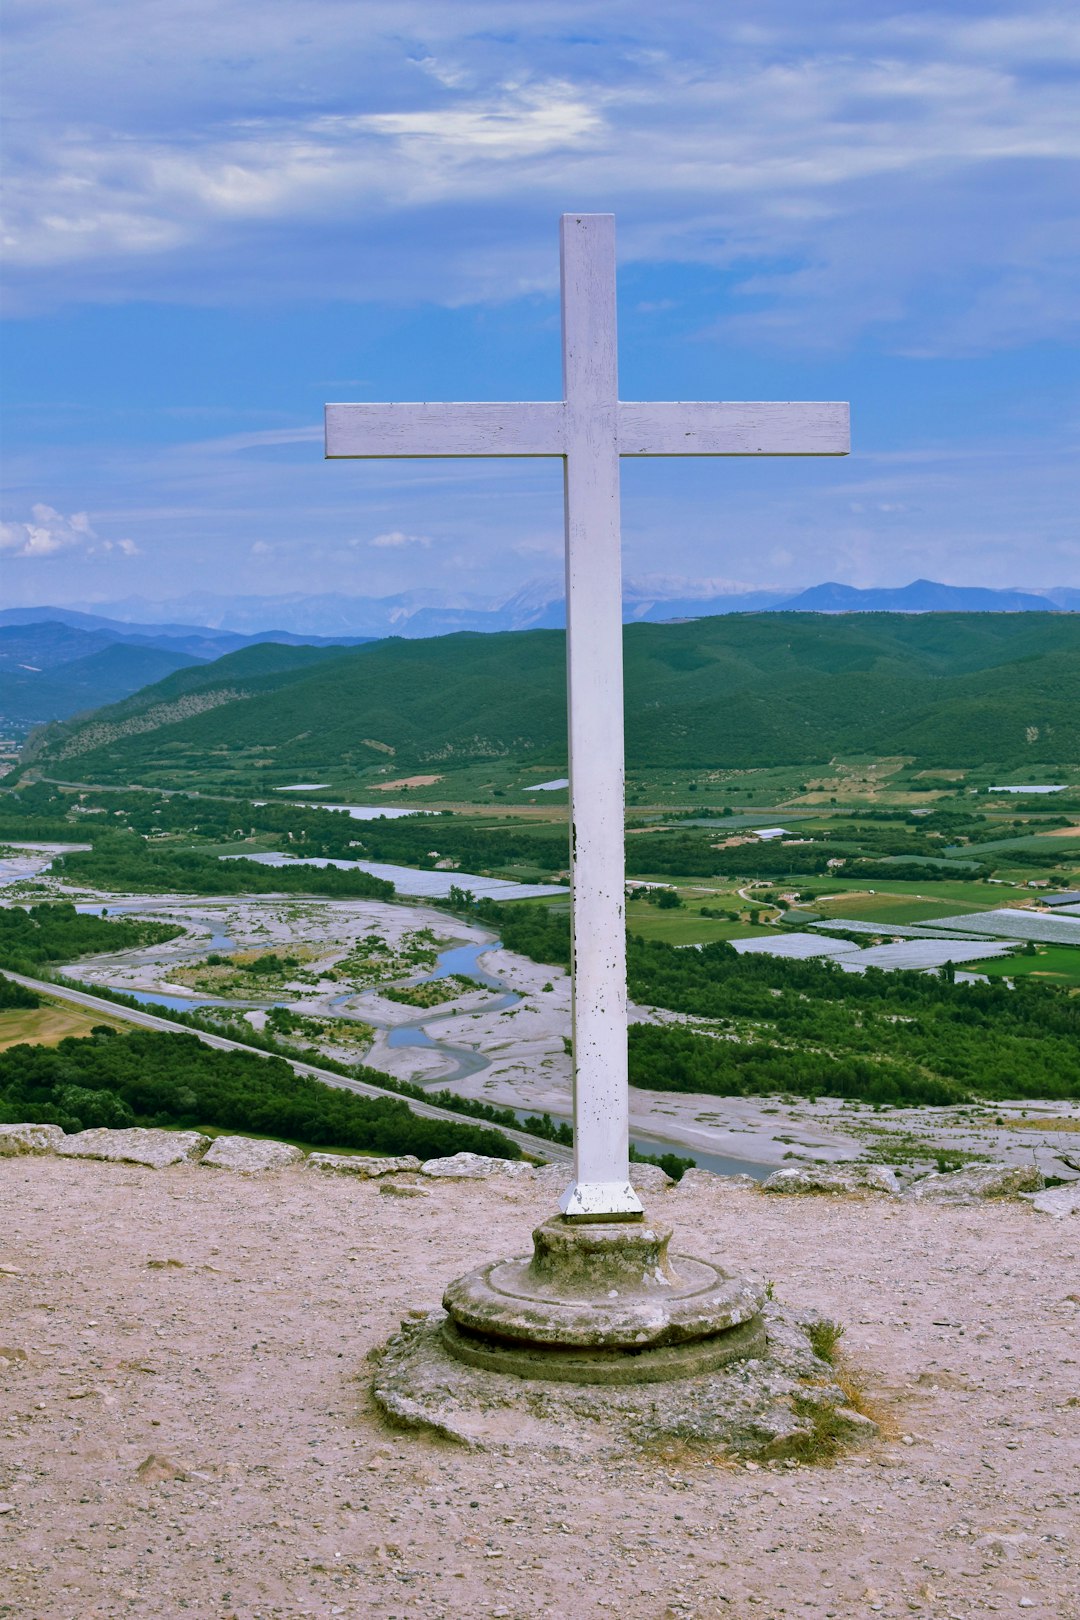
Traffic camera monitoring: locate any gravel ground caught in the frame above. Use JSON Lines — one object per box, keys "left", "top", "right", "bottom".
{"left": 1, "top": 1159, "right": 1078, "bottom": 1620}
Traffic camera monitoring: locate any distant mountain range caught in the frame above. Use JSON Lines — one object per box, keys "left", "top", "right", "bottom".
{"left": 19, "top": 612, "right": 1080, "bottom": 786}
{"left": 25, "top": 578, "right": 1077, "bottom": 640}
{"left": 1, "top": 580, "right": 1075, "bottom": 731}
{"left": 0, "top": 609, "right": 372, "bottom": 731}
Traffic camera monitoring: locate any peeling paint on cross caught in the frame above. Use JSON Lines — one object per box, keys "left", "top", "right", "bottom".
{"left": 325, "top": 213, "right": 849, "bottom": 1220}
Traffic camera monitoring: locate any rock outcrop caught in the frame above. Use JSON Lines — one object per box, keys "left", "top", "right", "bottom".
{"left": 420, "top": 1153, "right": 535, "bottom": 1181}
{"left": 762, "top": 1163, "right": 900, "bottom": 1197}
{"left": 201, "top": 1136, "right": 304, "bottom": 1173}
{"left": 56, "top": 1128, "right": 211, "bottom": 1169}
{"left": 306, "top": 1153, "right": 423, "bottom": 1177}
{"left": 1020, "top": 1183, "right": 1080, "bottom": 1218}
{"left": 0, "top": 1123, "right": 66, "bottom": 1157}
{"left": 904, "top": 1162, "right": 1044, "bottom": 1204}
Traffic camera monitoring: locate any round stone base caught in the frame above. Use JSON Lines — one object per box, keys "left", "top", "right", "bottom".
{"left": 440, "top": 1311, "right": 767, "bottom": 1386}
{"left": 442, "top": 1215, "right": 766, "bottom": 1356}
{"left": 371, "top": 1300, "right": 878, "bottom": 1460}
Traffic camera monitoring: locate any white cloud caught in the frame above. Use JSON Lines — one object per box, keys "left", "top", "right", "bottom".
{"left": 0, "top": 503, "right": 139, "bottom": 558}
{"left": 369, "top": 529, "right": 431, "bottom": 548}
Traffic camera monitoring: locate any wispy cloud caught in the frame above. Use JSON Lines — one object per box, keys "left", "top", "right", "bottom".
{"left": 3, "top": 6, "right": 1077, "bottom": 353}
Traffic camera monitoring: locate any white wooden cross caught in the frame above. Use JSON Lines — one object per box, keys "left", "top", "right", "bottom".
{"left": 326, "top": 214, "right": 849, "bottom": 1220}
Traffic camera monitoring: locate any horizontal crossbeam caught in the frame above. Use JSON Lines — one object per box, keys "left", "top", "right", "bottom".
{"left": 325, "top": 401, "right": 565, "bottom": 458}
{"left": 325, "top": 400, "right": 849, "bottom": 459}
{"left": 617, "top": 400, "right": 850, "bottom": 457}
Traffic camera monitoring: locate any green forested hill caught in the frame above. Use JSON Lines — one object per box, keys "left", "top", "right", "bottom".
{"left": 19, "top": 613, "right": 1080, "bottom": 783}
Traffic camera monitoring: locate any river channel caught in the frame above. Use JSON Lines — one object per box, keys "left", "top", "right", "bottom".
{"left": 53, "top": 894, "right": 770, "bottom": 1178}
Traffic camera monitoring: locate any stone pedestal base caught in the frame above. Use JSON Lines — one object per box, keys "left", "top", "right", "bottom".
{"left": 440, "top": 1215, "right": 765, "bottom": 1383}
{"left": 369, "top": 1215, "right": 878, "bottom": 1460}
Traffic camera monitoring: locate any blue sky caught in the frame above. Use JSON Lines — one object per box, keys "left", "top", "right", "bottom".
{"left": 2, "top": 0, "right": 1078, "bottom": 613}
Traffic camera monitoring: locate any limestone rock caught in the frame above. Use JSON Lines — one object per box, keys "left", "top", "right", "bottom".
{"left": 762, "top": 1162, "right": 900, "bottom": 1197}
{"left": 379, "top": 1181, "right": 430, "bottom": 1199}
{"left": 1021, "top": 1182, "right": 1080, "bottom": 1218}
{"left": 532, "top": 1163, "right": 572, "bottom": 1193}
{"left": 56, "top": 1128, "right": 210, "bottom": 1169}
{"left": 905, "top": 1162, "right": 1044, "bottom": 1204}
{"left": 135, "top": 1453, "right": 187, "bottom": 1483}
{"left": 420, "top": 1153, "right": 534, "bottom": 1181}
{"left": 628, "top": 1163, "right": 674, "bottom": 1193}
{"left": 676, "top": 1168, "right": 759, "bottom": 1193}
{"left": 306, "top": 1152, "right": 422, "bottom": 1177}
{"left": 0, "top": 1123, "right": 66, "bottom": 1157}
{"left": 201, "top": 1136, "right": 303, "bottom": 1173}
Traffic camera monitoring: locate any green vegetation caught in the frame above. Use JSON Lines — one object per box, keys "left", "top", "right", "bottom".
{"left": 623, "top": 939, "right": 1079, "bottom": 1105}
{"left": 383, "top": 974, "right": 487, "bottom": 1008}
{"left": 452, "top": 900, "right": 1080, "bottom": 1105}
{"left": 806, "top": 1319, "right": 845, "bottom": 1364}
{"left": 0, "top": 902, "right": 183, "bottom": 973}
{"left": 50, "top": 843, "right": 396, "bottom": 899}
{"left": 0, "top": 1026, "right": 521, "bottom": 1159}
{"left": 0, "top": 973, "right": 40, "bottom": 1009}
{"left": 18, "top": 612, "right": 1080, "bottom": 789}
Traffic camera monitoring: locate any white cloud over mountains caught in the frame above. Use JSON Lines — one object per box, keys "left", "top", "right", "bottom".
{"left": 0, "top": 504, "right": 139, "bottom": 559}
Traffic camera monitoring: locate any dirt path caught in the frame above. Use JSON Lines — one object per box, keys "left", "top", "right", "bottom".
{"left": 1, "top": 1158, "right": 1077, "bottom": 1619}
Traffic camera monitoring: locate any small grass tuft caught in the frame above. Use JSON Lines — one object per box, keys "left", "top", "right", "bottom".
{"left": 805, "top": 1318, "right": 845, "bottom": 1364}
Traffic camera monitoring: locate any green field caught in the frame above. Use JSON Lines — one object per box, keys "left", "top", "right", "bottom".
{"left": 965, "top": 946, "right": 1080, "bottom": 987}
{"left": 0, "top": 998, "right": 127, "bottom": 1051}
{"left": 624, "top": 899, "right": 775, "bottom": 945}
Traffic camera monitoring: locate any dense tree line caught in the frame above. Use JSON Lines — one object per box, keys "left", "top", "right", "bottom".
{"left": 0, "top": 903, "right": 182, "bottom": 972}
{"left": 627, "top": 1022, "right": 960, "bottom": 1106}
{"left": 451, "top": 899, "right": 1079, "bottom": 1104}
{"left": 53, "top": 841, "right": 395, "bottom": 899}
{"left": 3, "top": 783, "right": 1073, "bottom": 889}
{"left": 0, "top": 1027, "right": 521, "bottom": 1158}
{"left": 625, "top": 938, "right": 1080, "bottom": 1103}
{"left": 0, "top": 973, "right": 40, "bottom": 1009}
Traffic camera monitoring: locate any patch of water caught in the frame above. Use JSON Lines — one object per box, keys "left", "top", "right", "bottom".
{"left": 222, "top": 851, "right": 567, "bottom": 902}
{"left": 503, "top": 1109, "right": 771, "bottom": 1180}
{"left": 121, "top": 989, "right": 284, "bottom": 1013}
{"left": 259, "top": 798, "right": 431, "bottom": 820}
{"left": 425, "top": 941, "right": 505, "bottom": 989}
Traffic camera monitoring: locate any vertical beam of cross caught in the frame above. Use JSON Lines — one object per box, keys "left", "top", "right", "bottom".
{"left": 325, "top": 213, "right": 849, "bottom": 1221}
{"left": 558, "top": 216, "right": 638, "bottom": 1216}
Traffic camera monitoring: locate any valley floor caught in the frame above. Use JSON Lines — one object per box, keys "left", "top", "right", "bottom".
{"left": 6, "top": 883, "right": 1078, "bottom": 1179}
{"left": 1, "top": 1156, "right": 1077, "bottom": 1619}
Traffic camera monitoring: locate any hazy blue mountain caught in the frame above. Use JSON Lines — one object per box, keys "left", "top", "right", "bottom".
{"left": 0, "top": 615, "right": 374, "bottom": 730}
{"left": 49, "top": 575, "right": 1072, "bottom": 639}
{"left": 0, "top": 606, "right": 374, "bottom": 660}
{"left": 776, "top": 579, "right": 1059, "bottom": 613}
{"left": 0, "top": 635, "right": 204, "bottom": 726}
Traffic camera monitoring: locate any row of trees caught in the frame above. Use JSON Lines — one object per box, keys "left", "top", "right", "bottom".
{"left": 0, "top": 1026, "right": 521, "bottom": 1158}
{"left": 0, "top": 903, "right": 182, "bottom": 972}
{"left": 447, "top": 899, "right": 1079, "bottom": 1104}
{"left": 54, "top": 843, "right": 395, "bottom": 899}
{"left": 0, "top": 973, "right": 40, "bottom": 1009}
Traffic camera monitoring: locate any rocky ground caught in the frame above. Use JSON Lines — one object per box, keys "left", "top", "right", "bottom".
{"left": 1, "top": 1155, "right": 1077, "bottom": 1620}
